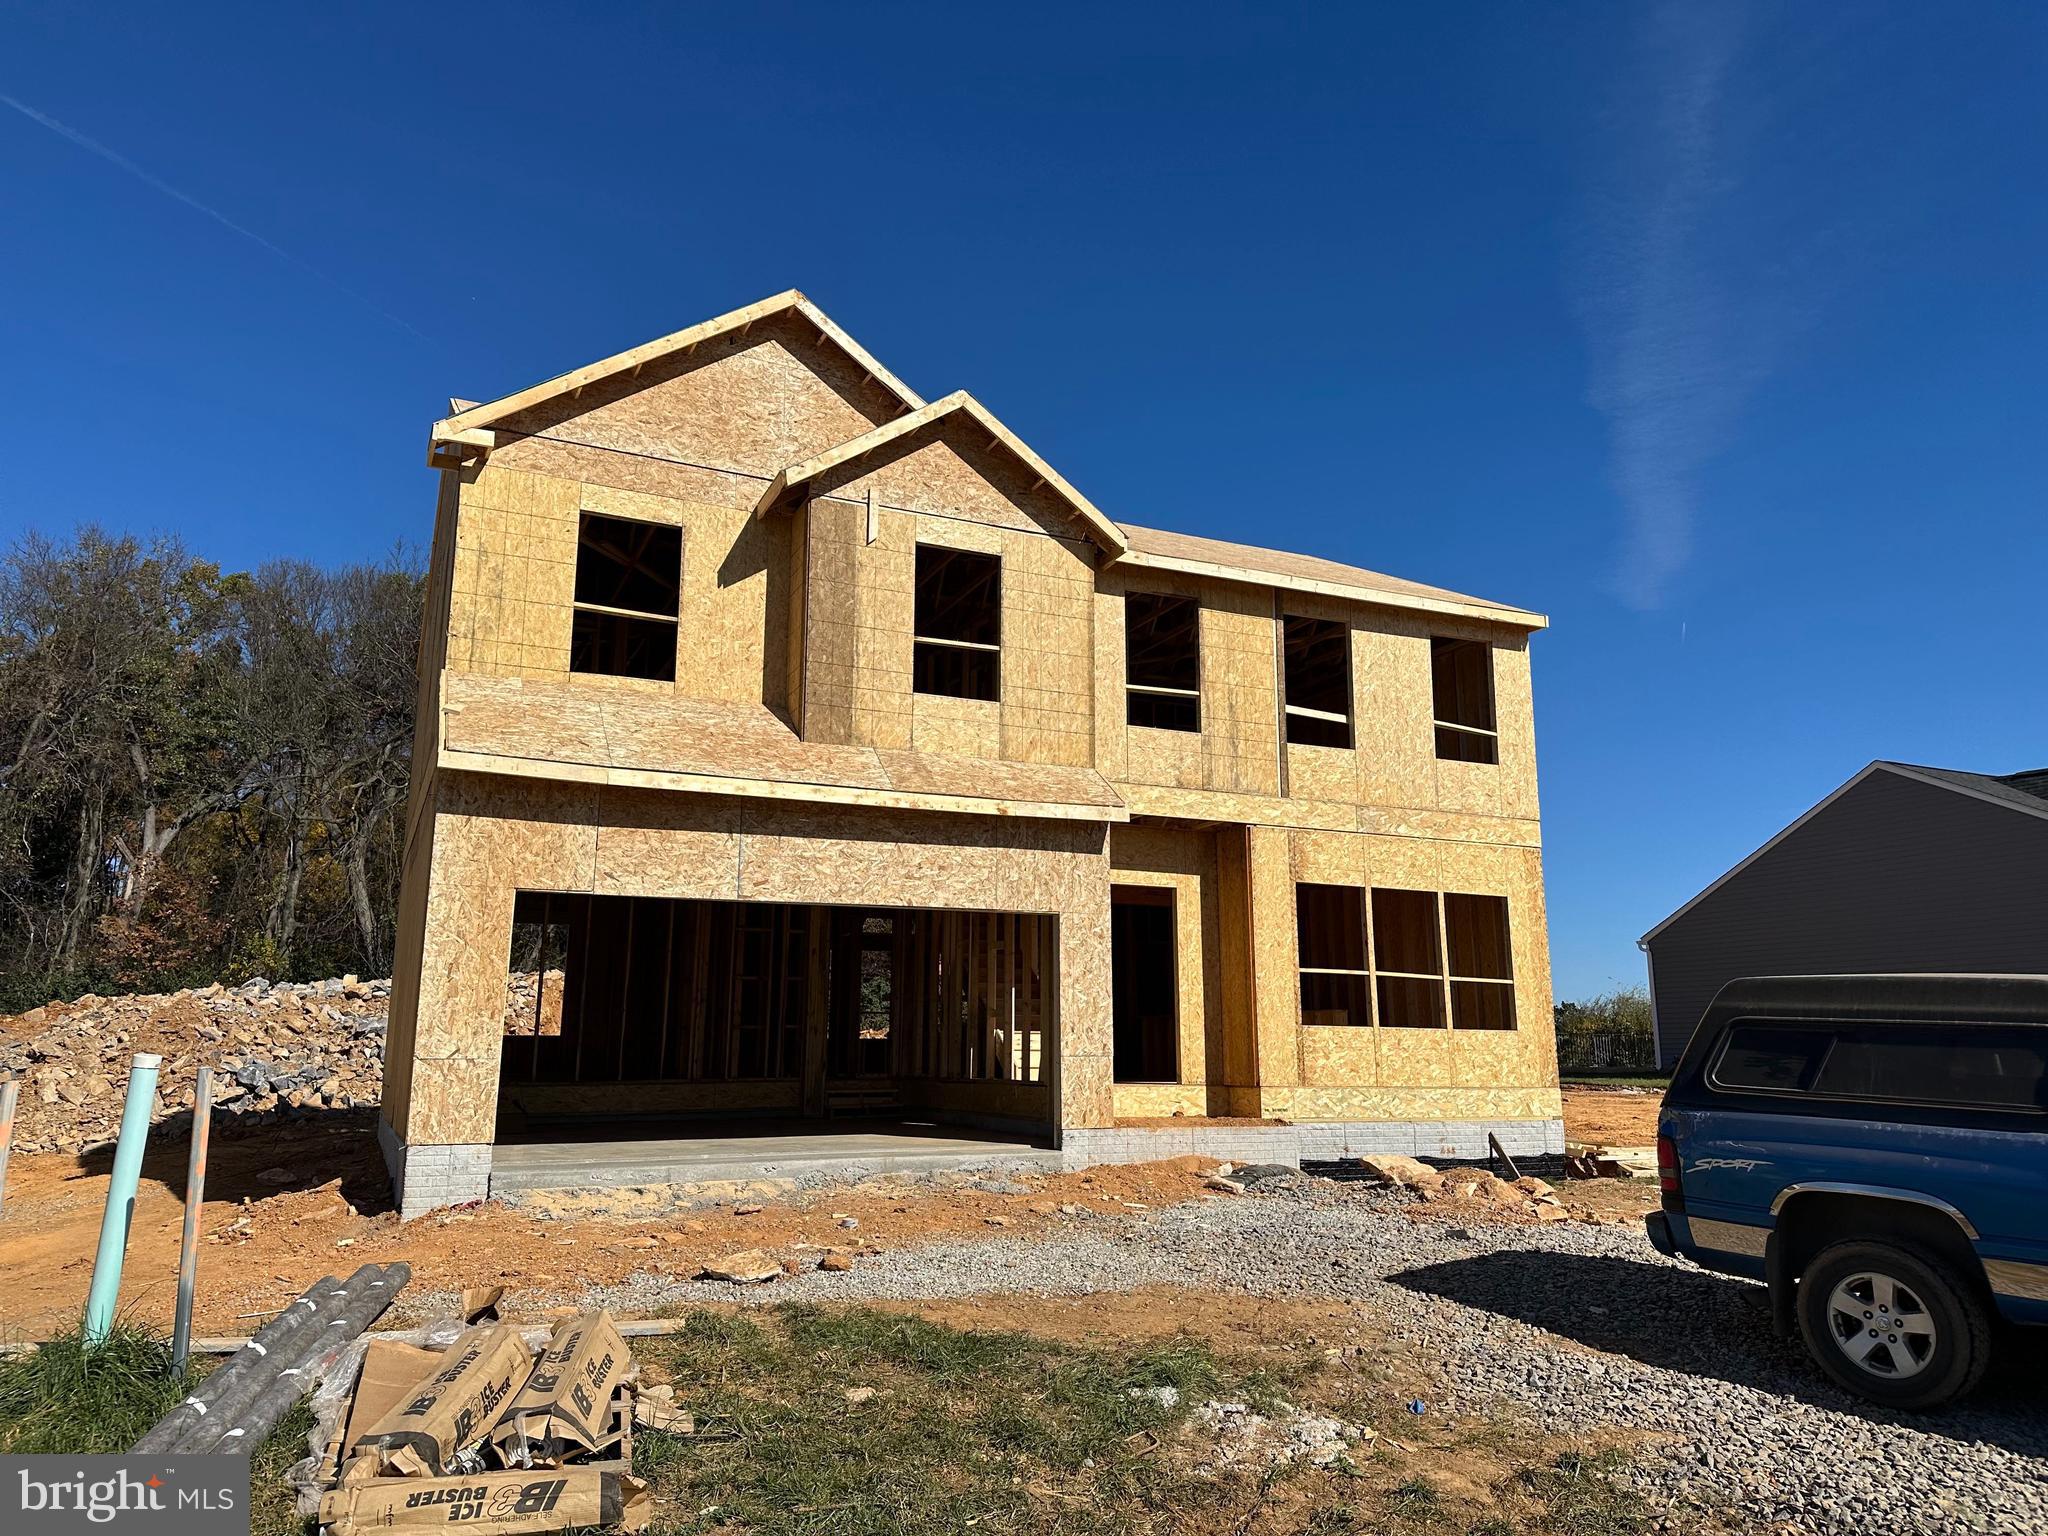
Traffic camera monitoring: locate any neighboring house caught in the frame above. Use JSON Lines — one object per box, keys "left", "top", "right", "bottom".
{"left": 1641, "top": 762, "right": 2048, "bottom": 1066}
{"left": 380, "top": 291, "right": 1559, "bottom": 1217}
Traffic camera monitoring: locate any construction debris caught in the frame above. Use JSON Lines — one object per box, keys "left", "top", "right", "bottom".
{"left": 1349, "top": 1155, "right": 1574, "bottom": 1221}
{"left": 700, "top": 1249, "right": 783, "bottom": 1283}
{"left": 133, "top": 1263, "right": 411, "bottom": 1456}
{"left": 307, "top": 1308, "right": 669, "bottom": 1535}
{"left": 351, "top": 1321, "right": 535, "bottom": 1477}
{"left": 318, "top": 1468, "right": 650, "bottom": 1536}
{"left": 1562, "top": 1141, "right": 1660, "bottom": 1180}
{"left": 0, "top": 976, "right": 391, "bottom": 1157}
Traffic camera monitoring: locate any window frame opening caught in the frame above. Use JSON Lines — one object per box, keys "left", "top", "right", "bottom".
{"left": 1431, "top": 636, "right": 1498, "bottom": 764}
{"left": 1282, "top": 615, "right": 1353, "bottom": 749}
{"left": 1443, "top": 891, "right": 1516, "bottom": 1030}
{"left": 1371, "top": 887, "right": 1446, "bottom": 1029}
{"left": 569, "top": 511, "right": 682, "bottom": 682}
{"left": 912, "top": 544, "right": 1002, "bottom": 702}
{"left": 1124, "top": 591, "right": 1202, "bottom": 733}
{"left": 1296, "top": 882, "right": 1371, "bottom": 1029}
{"left": 1295, "top": 882, "right": 1519, "bottom": 1032}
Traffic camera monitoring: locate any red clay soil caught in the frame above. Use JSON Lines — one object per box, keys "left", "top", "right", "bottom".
{"left": 0, "top": 1113, "right": 1223, "bottom": 1342}
{"left": 1560, "top": 1085, "right": 1663, "bottom": 1147}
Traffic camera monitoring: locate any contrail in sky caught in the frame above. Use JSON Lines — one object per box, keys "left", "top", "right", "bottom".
{"left": 1, "top": 91, "right": 429, "bottom": 342}
{"left": 1572, "top": 3, "right": 1771, "bottom": 610}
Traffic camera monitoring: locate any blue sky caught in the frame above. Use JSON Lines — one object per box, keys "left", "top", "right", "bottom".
{"left": 3, "top": 3, "right": 2043, "bottom": 1002}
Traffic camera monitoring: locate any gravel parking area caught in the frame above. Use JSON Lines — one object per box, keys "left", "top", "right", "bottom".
{"left": 579, "top": 1173, "right": 2048, "bottom": 1536}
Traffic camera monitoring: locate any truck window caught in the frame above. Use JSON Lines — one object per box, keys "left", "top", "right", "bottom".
{"left": 1814, "top": 1026, "right": 2048, "bottom": 1113}
{"left": 1709, "top": 1025, "right": 1832, "bottom": 1093}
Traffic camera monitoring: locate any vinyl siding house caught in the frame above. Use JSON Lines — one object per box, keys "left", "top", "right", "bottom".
{"left": 1642, "top": 761, "right": 2048, "bottom": 1067}
{"left": 379, "top": 291, "right": 1560, "bottom": 1217}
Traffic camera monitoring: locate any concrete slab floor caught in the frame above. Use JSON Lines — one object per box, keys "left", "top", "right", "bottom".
{"left": 488, "top": 1116, "right": 1062, "bottom": 1194}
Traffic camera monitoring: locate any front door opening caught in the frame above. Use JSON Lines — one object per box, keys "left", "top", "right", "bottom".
{"left": 1112, "top": 885, "right": 1178, "bottom": 1083}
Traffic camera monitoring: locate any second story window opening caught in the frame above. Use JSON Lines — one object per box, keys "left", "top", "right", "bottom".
{"left": 1282, "top": 615, "right": 1352, "bottom": 749}
{"left": 1125, "top": 592, "right": 1201, "bottom": 732}
{"left": 570, "top": 512, "right": 681, "bottom": 682}
{"left": 913, "top": 544, "right": 1001, "bottom": 701}
{"left": 1431, "top": 637, "right": 1497, "bottom": 763}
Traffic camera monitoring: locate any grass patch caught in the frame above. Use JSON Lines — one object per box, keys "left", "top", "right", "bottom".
{"left": 0, "top": 1321, "right": 317, "bottom": 1536}
{"left": 632, "top": 1303, "right": 1267, "bottom": 1535}
{"left": 1515, "top": 1448, "right": 1649, "bottom": 1536}
{"left": 0, "top": 1321, "right": 198, "bottom": 1454}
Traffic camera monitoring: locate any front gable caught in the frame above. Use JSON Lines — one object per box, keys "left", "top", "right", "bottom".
{"left": 757, "top": 391, "right": 1128, "bottom": 559}
{"left": 431, "top": 292, "right": 924, "bottom": 485}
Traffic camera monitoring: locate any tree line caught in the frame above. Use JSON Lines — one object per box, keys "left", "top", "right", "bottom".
{"left": 0, "top": 526, "right": 423, "bottom": 1012}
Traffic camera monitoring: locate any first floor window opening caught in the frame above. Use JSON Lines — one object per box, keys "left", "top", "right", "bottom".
{"left": 913, "top": 544, "right": 1002, "bottom": 700}
{"left": 1372, "top": 887, "right": 1445, "bottom": 1028}
{"left": 1444, "top": 892, "right": 1515, "bottom": 1029}
{"left": 1296, "top": 883, "right": 1370, "bottom": 1028}
{"left": 1283, "top": 615, "right": 1352, "bottom": 748}
{"left": 1296, "top": 882, "right": 1518, "bottom": 1031}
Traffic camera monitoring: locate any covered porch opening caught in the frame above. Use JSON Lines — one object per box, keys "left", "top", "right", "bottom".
{"left": 494, "top": 892, "right": 1058, "bottom": 1159}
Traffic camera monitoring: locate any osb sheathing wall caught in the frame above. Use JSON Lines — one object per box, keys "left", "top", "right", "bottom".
{"left": 380, "top": 775, "right": 1114, "bottom": 1150}
{"left": 1242, "top": 824, "right": 1561, "bottom": 1124}
{"left": 795, "top": 418, "right": 1100, "bottom": 767}
{"left": 1098, "top": 570, "right": 1541, "bottom": 832}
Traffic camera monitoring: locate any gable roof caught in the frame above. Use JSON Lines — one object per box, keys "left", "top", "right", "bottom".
{"left": 1640, "top": 760, "right": 2048, "bottom": 944}
{"left": 753, "top": 389, "right": 1130, "bottom": 559}
{"left": 1114, "top": 524, "right": 1547, "bottom": 630}
{"left": 429, "top": 291, "right": 924, "bottom": 456}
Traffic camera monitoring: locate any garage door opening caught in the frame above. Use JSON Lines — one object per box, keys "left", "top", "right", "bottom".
{"left": 495, "top": 894, "right": 1057, "bottom": 1155}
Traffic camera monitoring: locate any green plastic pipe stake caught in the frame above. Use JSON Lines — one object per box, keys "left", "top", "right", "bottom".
{"left": 83, "top": 1053, "right": 162, "bottom": 1348}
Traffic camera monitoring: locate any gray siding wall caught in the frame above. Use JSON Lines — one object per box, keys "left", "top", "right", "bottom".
{"left": 1647, "top": 772, "right": 2048, "bottom": 1063}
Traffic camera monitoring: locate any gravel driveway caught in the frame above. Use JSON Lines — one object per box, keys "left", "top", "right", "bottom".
{"left": 575, "top": 1175, "right": 2048, "bottom": 1535}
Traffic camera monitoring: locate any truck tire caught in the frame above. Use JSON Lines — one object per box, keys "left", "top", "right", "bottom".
{"left": 1795, "top": 1239, "right": 1991, "bottom": 1410}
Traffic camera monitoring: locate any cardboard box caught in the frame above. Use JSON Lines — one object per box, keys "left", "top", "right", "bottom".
{"left": 317, "top": 1467, "right": 650, "bottom": 1535}
{"left": 492, "top": 1312, "right": 629, "bottom": 1468}
{"left": 350, "top": 1323, "right": 534, "bottom": 1477}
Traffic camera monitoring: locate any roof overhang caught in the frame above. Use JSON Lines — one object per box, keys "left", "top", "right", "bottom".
{"left": 427, "top": 290, "right": 924, "bottom": 470}
{"left": 1108, "top": 544, "right": 1548, "bottom": 631}
{"left": 752, "top": 390, "right": 1130, "bottom": 560}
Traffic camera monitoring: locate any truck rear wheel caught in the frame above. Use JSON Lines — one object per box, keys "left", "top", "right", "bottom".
{"left": 1795, "top": 1239, "right": 1991, "bottom": 1409}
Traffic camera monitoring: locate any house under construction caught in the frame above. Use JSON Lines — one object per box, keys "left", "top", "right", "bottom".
{"left": 379, "top": 291, "right": 1559, "bottom": 1217}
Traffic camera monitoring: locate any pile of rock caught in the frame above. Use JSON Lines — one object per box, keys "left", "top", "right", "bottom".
{"left": 0, "top": 975, "right": 391, "bottom": 1156}
{"left": 1351, "top": 1153, "right": 1571, "bottom": 1222}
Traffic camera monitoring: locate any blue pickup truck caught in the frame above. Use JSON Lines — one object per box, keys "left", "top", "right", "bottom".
{"left": 1647, "top": 974, "right": 2048, "bottom": 1408}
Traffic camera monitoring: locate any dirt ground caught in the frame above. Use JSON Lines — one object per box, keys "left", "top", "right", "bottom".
{"left": 0, "top": 1113, "right": 1229, "bottom": 1340}
{"left": 0, "top": 1088, "right": 1660, "bottom": 1343}
{"left": 1560, "top": 1083, "right": 1662, "bottom": 1146}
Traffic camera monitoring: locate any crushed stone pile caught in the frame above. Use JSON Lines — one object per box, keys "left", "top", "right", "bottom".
{"left": 0, "top": 975, "right": 390, "bottom": 1156}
